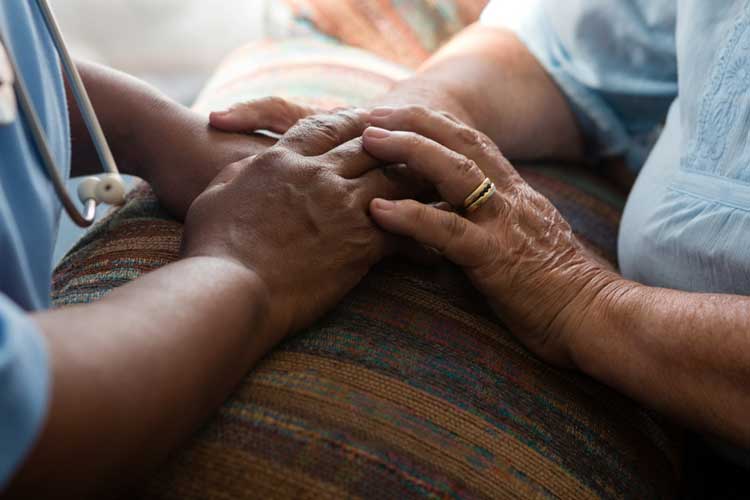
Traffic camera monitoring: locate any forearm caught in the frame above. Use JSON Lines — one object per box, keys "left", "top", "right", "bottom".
{"left": 68, "top": 61, "right": 272, "bottom": 180}
{"left": 572, "top": 280, "right": 750, "bottom": 446}
{"left": 374, "top": 25, "right": 585, "bottom": 161}
{"left": 8, "top": 257, "right": 273, "bottom": 499}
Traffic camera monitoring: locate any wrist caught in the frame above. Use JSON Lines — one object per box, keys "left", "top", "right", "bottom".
{"left": 181, "top": 254, "right": 274, "bottom": 343}
{"left": 565, "top": 272, "right": 643, "bottom": 374}
{"left": 136, "top": 105, "right": 272, "bottom": 184}
{"left": 375, "top": 79, "right": 478, "bottom": 128}
{"left": 124, "top": 98, "right": 195, "bottom": 182}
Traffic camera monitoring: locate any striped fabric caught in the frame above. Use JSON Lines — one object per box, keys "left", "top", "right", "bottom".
{"left": 282, "top": 0, "right": 489, "bottom": 68}
{"left": 53, "top": 167, "right": 680, "bottom": 499}
{"left": 193, "top": 37, "right": 411, "bottom": 115}
{"left": 53, "top": 4, "right": 682, "bottom": 498}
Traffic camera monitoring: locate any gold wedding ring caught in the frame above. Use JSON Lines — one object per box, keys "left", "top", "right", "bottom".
{"left": 463, "top": 177, "right": 496, "bottom": 213}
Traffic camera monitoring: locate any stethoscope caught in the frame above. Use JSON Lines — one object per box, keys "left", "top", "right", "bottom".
{"left": 0, "top": 0, "right": 126, "bottom": 227}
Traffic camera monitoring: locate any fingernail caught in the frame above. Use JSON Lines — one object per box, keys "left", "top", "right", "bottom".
{"left": 210, "top": 110, "right": 230, "bottom": 118}
{"left": 365, "top": 127, "right": 392, "bottom": 140}
{"left": 370, "top": 107, "right": 394, "bottom": 117}
{"left": 372, "top": 198, "right": 395, "bottom": 210}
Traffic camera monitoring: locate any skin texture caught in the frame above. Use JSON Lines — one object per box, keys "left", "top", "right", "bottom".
{"left": 360, "top": 106, "right": 750, "bottom": 449}
{"left": 362, "top": 107, "right": 619, "bottom": 368}
{"left": 183, "top": 110, "right": 417, "bottom": 336}
{"left": 69, "top": 60, "right": 274, "bottom": 219}
{"left": 211, "top": 26, "right": 750, "bottom": 447}
{"left": 7, "top": 83, "right": 416, "bottom": 497}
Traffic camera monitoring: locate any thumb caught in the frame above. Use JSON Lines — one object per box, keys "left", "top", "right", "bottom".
{"left": 209, "top": 96, "right": 317, "bottom": 134}
{"left": 370, "top": 199, "right": 492, "bottom": 268}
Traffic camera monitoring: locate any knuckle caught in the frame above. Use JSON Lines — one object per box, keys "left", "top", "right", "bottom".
{"left": 313, "top": 116, "right": 339, "bottom": 137}
{"left": 338, "top": 108, "right": 367, "bottom": 129}
{"left": 457, "top": 126, "right": 484, "bottom": 148}
{"left": 454, "top": 155, "right": 478, "bottom": 176}
{"left": 479, "top": 132, "right": 501, "bottom": 156}
{"left": 237, "top": 97, "right": 273, "bottom": 117}
{"left": 256, "top": 95, "right": 288, "bottom": 111}
{"left": 439, "top": 110, "right": 462, "bottom": 124}
{"left": 255, "top": 147, "right": 292, "bottom": 167}
{"left": 334, "top": 113, "right": 357, "bottom": 131}
{"left": 228, "top": 155, "right": 254, "bottom": 170}
{"left": 404, "top": 132, "right": 424, "bottom": 150}
{"left": 289, "top": 115, "right": 339, "bottom": 142}
{"left": 217, "top": 161, "right": 245, "bottom": 183}
{"left": 337, "top": 107, "right": 361, "bottom": 120}
{"left": 303, "top": 115, "right": 327, "bottom": 129}
{"left": 404, "top": 105, "right": 431, "bottom": 125}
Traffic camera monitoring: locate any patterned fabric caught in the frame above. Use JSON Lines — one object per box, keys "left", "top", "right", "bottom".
{"left": 53, "top": 4, "right": 682, "bottom": 498}
{"left": 53, "top": 167, "right": 681, "bottom": 499}
{"left": 282, "top": 0, "right": 488, "bottom": 67}
{"left": 193, "top": 37, "right": 411, "bottom": 115}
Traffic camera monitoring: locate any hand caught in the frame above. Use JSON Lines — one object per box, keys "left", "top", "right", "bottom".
{"left": 209, "top": 96, "right": 319, "bottom": 136}
{"left": 208, "top": 87, "right": 474, "bottom": 137}
{"left": 360, "top": 106, "right": 619, "bottom": 367}
{"left": 182, "top": 109, "right": 413, "bottom": 339}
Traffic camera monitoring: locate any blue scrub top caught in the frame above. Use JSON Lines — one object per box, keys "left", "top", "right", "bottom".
{"left": 0, "top": 0, "right": 70, "bottom": 488}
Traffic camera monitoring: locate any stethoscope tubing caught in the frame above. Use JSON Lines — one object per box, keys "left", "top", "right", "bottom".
{"left": 2, "top": 0, "right": 122, "bottom": 227}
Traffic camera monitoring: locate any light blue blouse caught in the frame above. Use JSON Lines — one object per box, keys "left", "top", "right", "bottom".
{"left": 482, "top": 0, "right": 750, "bottom": 464}
{"left": 482, "top": 0, "right": 750, "bottom": 295}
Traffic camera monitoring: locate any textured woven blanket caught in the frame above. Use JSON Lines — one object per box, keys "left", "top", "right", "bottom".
{"left": 53, "top": 3, "right": 682, "bottom": 498}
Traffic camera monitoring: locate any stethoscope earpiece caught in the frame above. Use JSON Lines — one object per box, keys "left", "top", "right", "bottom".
{"left": 1, "top": 0, "right": 125, "bottom": 228}
{"left": 77, "top": 174, "right": 126, "bottom": 207}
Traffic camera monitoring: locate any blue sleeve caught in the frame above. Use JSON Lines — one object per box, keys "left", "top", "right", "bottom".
{"left": 0, "top": 293, "right": 50, "bottom": 490}
{"left": 480, "top": 0, "right": 679, "bottom": 169}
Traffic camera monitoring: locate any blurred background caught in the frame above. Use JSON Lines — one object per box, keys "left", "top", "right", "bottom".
{"left": 51, "top": 0, "right": 284, "bottom": 260}
{"left": 50, "top": 0, "right": 276, "bottom": 103}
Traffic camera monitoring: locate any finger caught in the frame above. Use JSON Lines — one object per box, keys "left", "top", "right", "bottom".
{"left": 370, "top": 199, "right": 492, "bottom": 268}
{"left": 368, "top": 106, "right": 511, "bottom": 181}
{"left": 362, "top": 127, "right": 500, "bottom": 214}
{"left": 278, "top": 108, "right": 370, "bottom": 156}
{"left": 209, "top": 96, "right": 316, "bottom": 134}
{"left": 319, "top": 137, "right": 379, "bottom": 179}
{"left": 350, "top": 166, "right": 430, "bottom": 209}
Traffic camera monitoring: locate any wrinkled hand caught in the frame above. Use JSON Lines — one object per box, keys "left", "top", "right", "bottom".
{"left": 182, "top": 109, "right": 413, "bottom": 339}
{"left": 359, "top": 106, "right": 619, "bottom": 367}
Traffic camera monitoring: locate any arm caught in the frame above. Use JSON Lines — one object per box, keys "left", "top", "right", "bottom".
{"left": 9, "top": 257, "right": 270, "bottom": 498}
{"left": 67, "top": 61, "right": 274, "bottom": 218}
{"left": 7, "top": 110, "right": 414, "bottom": 498}
{"left": 359, "top": 106, "right": 750, "bottom": 449}
{"left": 571, "top": 282, "right": 750, "bottom": 447}
{"left": 371, "top": 25, "right": 585, "bottom": 162}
